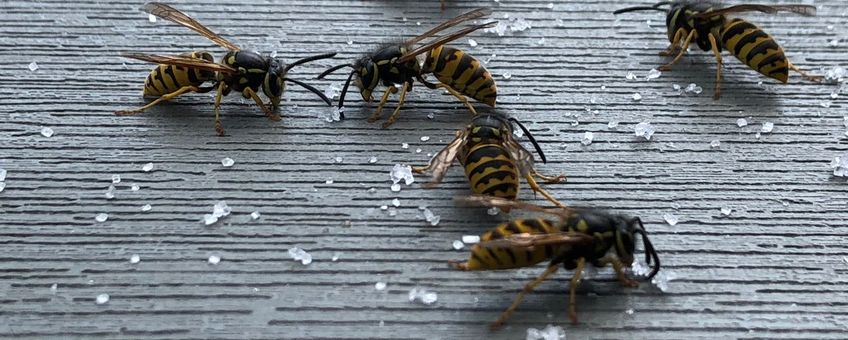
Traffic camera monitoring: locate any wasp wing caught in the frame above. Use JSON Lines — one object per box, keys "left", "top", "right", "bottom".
{"left": 398, "top": 21, "right": 497, "bottom": 64}
{"left": 122, "top": 53, "right": 239, "bottom": 74}
{"left": 501, "top": 132, "right": 537, "bottom": 177}
{"left": 692, "top": 4, "right": 816, "bottom": 18}
{"left": 477, "top": 232, "right": 593, "bottom": 250}
{"left": 143, "top": 2, "right": 241, "bottom": 51}
{"left": 417, "top": 129, "right": 469, "bottom": 187}
{"left": 406, "top": 7, "right": 492, "bottom": 45}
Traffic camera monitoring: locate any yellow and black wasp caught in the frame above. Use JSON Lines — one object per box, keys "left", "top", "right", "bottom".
{"left": 317, "top": 8, "right": 498, "bottom": 128}
{"left": 450, "top": 195, "right": 661, "bottom": 329}
{"left": 613, "top": 1, "right": 821, "bottom": 99}
{"left": 413, "top": 114, "right": 566, "bottom": 210}
{"left": 117, "top": 2, "right": 336, "bottom": 136}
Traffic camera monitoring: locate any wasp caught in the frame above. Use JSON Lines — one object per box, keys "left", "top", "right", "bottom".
{"left": 613, "top": 1, "right": 821, "bottom": 99}
{"left": 413, "top": 114, "right": 566, "bottom": 209}
{"left": 450, "top": 195, "right": 661, "bottom": 329}
{"left": 117, "top": 2, "right": 336, "bottom": 136}
{"left": 317, "top": 8, "right": 497, "bottom": 128}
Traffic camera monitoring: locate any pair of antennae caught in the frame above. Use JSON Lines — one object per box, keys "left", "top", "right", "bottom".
{"left": 507, "top": 117, "right": 547, "bottom": 164}
{"left": 281, "top": 52, "right": 338, "bottom": 106}
{"left": 316, "top": 63, "right": 356, "bottom": 119}
{"left": 633, "top": 218, "right": 661, "bottom": 280}
{"left": 613, "top": 1, "right": 670, "bottom": 14}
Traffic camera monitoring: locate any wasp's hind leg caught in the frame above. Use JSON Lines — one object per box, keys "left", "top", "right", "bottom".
{"left": 708, "top": 33, "right": 724, "bottom": 99}
{"left": 490, "top": 265, "right": 560, "bottom": 331}
{"left": 568, "top": 257, "right": 586, "bottom": 324}
{"left": 789, "top": 63, "right": 824, "bottom": 82}
{"left": 115, "top": 85, "right": 202, "bottom": 116}
{"left": 213, "top": 82, "right": 226, "bottom": 136}
{"left": 434, "top": 83, "right": 478, "bottom": 115}
{"left": 526, "top": 173, "right": 566, "bottom": 208}
{"left": 532, "top": 169, "right": 567, "bottom": 184}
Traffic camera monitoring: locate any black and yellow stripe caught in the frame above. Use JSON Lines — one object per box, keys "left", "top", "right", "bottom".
{"left": 463, "top": 219, "right": 561, "bottom": 270}
{"left": 143, "top": 51, "right": 216, "bottom": 96}
{"left": 459, "top": 124, "right": 519, "bottom": 200}
{"left": 423, "top": 45, "right": 497, "bottom": 106}
{"left": 721, "top": 18, "right": 789, "bottom": 83}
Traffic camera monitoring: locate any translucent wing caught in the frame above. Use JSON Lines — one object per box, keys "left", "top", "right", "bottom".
{"left": 122, "top": 53, "right": 238, "bottom": 74}
{"left": 478, "top": 232, "right": 593, "bottom": 250}
{"left": 502, "top": 132, "right": 536, "bottom": 177}
{"left": 692, "top": 4, "right": 816, "bottom": 18}
{"left": 398, "top": 21, "right": 497, "bottom": 63}
{"left": 143, "top": 2, "right": 241, "bottom": 51}
{"left": 417, "top": 129, "right": 469, "bottom": 187}
{"left": 406, "top": 7, "right": 492, "bottom": 45}
{"left": 453, "top": 195, "right": 571, "bottom": 219}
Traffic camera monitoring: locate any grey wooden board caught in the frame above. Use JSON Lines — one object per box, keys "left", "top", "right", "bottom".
{"left": 1, "top": 0, "right": 847, "bottom": 338}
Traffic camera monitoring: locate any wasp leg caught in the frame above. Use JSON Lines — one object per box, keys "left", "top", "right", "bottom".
{"left": 213, "top": 82, "right": 226, "bottom": 136}
{"left": 659, "top": 28, "right": 686, "bottom": 57}
{"left": 490, "top": 265, "right": 560, "bottom": 331}
{"left": 568, "top": 257, "right": 586, "bottom": 324}
{"left": 789, "top": 63, "right": 824, "bottom": 82}
{"left": 658, "top": 30, "right": 695, "bottom": 71}
{"left": 435, "top": 83, "right": 478, "bottom": 116}
{"left": 532, "top": 170, "right": 567, "bottom": 184}
{"left": 447, "top": 260, "right": 469, "bottom": 270}
{"left": 243, "top": 87, "right": 279, "bottom": 121}
{"left": 381, "top": 81, "right": 411, "bottom": 128}
{"left": 525, "top": 173, "right": 566, "bottom": 208}
{"left": 598, "top": 256, "right": 640, "bottom": 288}
{"left": 115, "top": 85, "right": 201, "bottom": 116}
{"left": 708, "top": 33, "right": 724, "bottom": 100}
{"left": 368, "top": 86, "right": 398, "bottom": 123}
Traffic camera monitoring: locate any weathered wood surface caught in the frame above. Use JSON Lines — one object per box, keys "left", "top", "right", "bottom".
{"left": 1, "top": 0, "right": 847, "bottom": 339}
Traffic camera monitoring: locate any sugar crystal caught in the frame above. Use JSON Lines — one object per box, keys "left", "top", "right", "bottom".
{"left": 250, "top": 211, "right": 261, "bottom": 220}
{"left": 111, "top": 174, "right": 121, "bottom": 184}
{"left": 208, "top": 255, "right": 221, "bottom": 264}
{"left": 452, "top": 240, "right": 464, "bottom": 250}
{"left": 736, "top": 118, "right": 748, "bottom": 127}
{"left": 40, "top": 127, "right": 54, "bottom": 137}
{"left": 710, "top": 140, "right": 721, "bottom": 148}
{"left": 142, "top": 162, "right": 154, "bottom": 172}
{"left": 130, "top": 254, "right": 140, "bottom": 264}
{"left": 95, "top": 213, "right": 108, "bottom": 223}
{"left": 761, "top": 122, "right": 774, "bottom": 133}
{"left": 95, "top": 293, "right": 110, "bottom": 305}
{"left": 526, "top": 324, "right": 566, "bottom": 340}
{"left": 468, "top": 38, "right": 478, "bottom": 47}
{"left": 288, "top": 247, "right": 312, "bottom": 265}
{"left": 720, "top": 206, "right": 732, "bottom": 216}
{"left": 375, "top": 282, "right": 387, "bottom": 291}
{"left": 141, "top": 204, "right": 152, "bottom": 212}
{"left": 462, "top": 235, "right": 481, "bottom": 244}
{"left": 581, "top": 131, "right": 594, "bottom": 145}
{"left": 28, "top": 61, "right": 38, "bottom": 72}
{"left": 634, "top": 122, "right": 655, "bottom": 140}
{"left": 663, "top": 212, "right": 679, "bottom": 226}
{"left": 221, "top": 157, "right": 234, "bottom": 167}
{"left": 646, "top": 68, "right": 662, "bottom": 80}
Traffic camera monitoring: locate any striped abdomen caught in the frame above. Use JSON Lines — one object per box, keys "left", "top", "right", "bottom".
{"left": 721, "top": 18, "right": 788, "bottom": 83}
{"left": 462, "top": 219, "right": 563, "bottom": 270}
{"left": 143, "top": 51, "right": 216, "bottom": 96}
{"left": 460, "top": 142, "right": 519, "bottom": 200}
{"left": 422, "top": 45, "right": 497, "bottom": 106}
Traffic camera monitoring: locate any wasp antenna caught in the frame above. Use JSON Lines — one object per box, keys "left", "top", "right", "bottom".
{"left": 285, "top": 52, "right": 338, "bottom": 72}
{"left": 634, "top": 219, "right": 661, "bottom": 280}
{"left": 613, "top": 1, "right": 670, "bottom": 15}
{"left": 508, "top": 118, "right": 547, "bottom": 164}
{"left": 335, "top": 69, "right": 357, "bottom": 120}
{"left": 317, "top": 63, "right": 353, "bottom": 79}
{"left": 284, "top": 78, "right": 332, "bottom": 106}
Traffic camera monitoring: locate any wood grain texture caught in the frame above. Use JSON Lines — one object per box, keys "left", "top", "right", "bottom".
{"left": 1, "top": 0, "right": 847, "bottom": 339}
